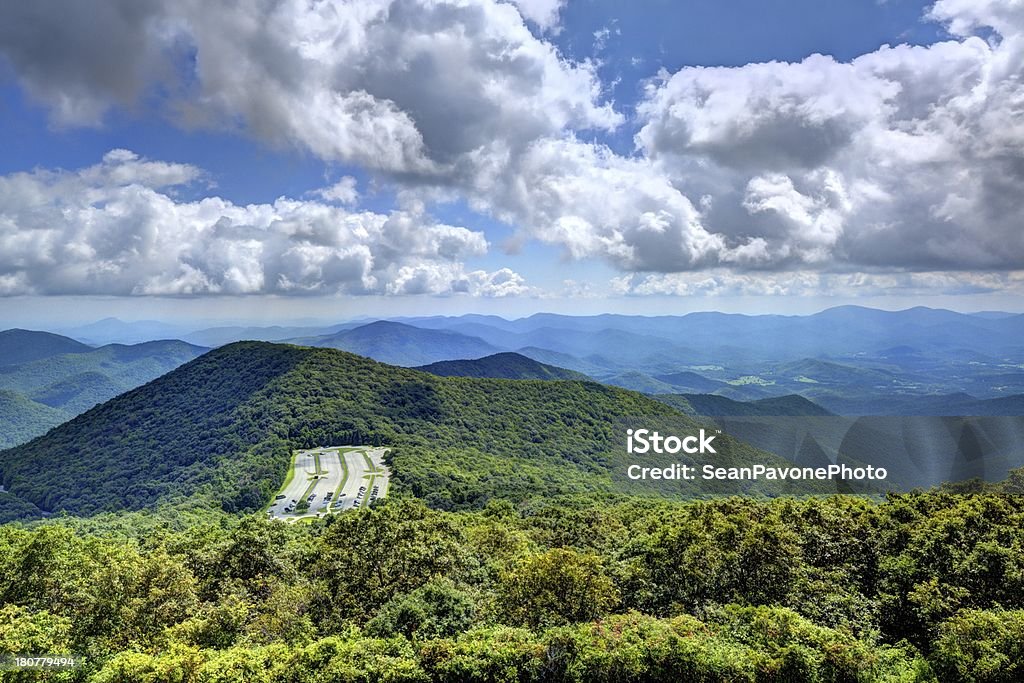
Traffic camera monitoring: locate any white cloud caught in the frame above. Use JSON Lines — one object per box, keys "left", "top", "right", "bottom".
{"left": 0, "top": 0, "right": 617, "bottom": 177}
{"left": 507, "top": 0, "right": 566, "bottom": 32}
{"left": 633, "top": 8, "right": 1024, "bottom": 273}
{"left": 1, "top": 0, "right": 1023, "bottom": 291}
{"left": 475, "top": 137, "right": 741, "bottom": 271}
{"left": 612, "top": 270, "right": 1024, "bottom": 298}
{"left": 385, "top": 264, "right": 531, "bottom": 297}
{"left": 928, "top": 0, "right": 1024, "bottom": 37}
{"left": 315, "top": 176, "right": 359, "bottom": 205}
{"left": 0, "top": 151, "right": 519, "bottom": 297}
{"left": 464, "top": 267, "right": 532, "bottom": 297}
{"left": 637, "top": 54, "right": 899, "bottom": 171}
{"left": 456, "top": 0, "right": 1024, "bottom": 278}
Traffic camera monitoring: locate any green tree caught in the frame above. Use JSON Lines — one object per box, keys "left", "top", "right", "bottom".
{"left": 932, "top": 610, "right": 1024, "bottom": 683}
{"left": 498, "top": 548, "right": 619, "bottom": 629}
{"left": 366, "top": 578, "right": 476, "bottom": 640}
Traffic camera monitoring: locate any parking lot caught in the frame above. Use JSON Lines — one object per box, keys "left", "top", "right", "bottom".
{"left": 267, "top": 446, "right": 390, "bottom": 521}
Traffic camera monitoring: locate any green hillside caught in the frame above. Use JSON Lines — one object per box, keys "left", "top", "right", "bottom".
{"left": 774, "top": 358, "right": 895, "bottom": 388}
{"left": 0, "top": 328, "right": 91, "bottom": 366}
{"left": 601, "top": 370, "right": 678, "bottom": 394}
{"left": 0, "top": 340, "right": 207, "bottom": 403}
{"left": 0, "top": 338, "right": 208, "bottom": 448}
{"left": 657, "top": 393, "right": 833, "bottom": 417}
{"left": 28, "top": 370, "right": 122, "bottom": 414}
{"left": 653, "top": 370, "right": 728, "bottom": 392}
{"left": 0, "top": 342, "right": 811, "bottom": 518}
{"left": 0, "top": 344, "right": 1020, "bottom": 681}
{"left": 414, "top": 352, "right": 588, "bottom": 380}
{"left": 0, "top": 389, "right": 68, "bottom": 449}
{"left": 515, "top": 346, "right": 612, "bottom": 375}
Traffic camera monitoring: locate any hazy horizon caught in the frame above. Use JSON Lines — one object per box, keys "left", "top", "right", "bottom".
{"left": 3, "top": 300, "right": 1022, "bottom": 340}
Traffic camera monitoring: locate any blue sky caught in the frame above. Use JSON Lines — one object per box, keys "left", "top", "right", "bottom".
{"left": 0, "top": 0, "right": 1021, "bottom": 325}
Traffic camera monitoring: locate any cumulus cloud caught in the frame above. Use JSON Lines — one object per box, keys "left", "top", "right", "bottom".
{"left": 315, "top": 176, "right": 360, "bottom": 205}
{"left": 1, "top": 0, "right": 1023, "bottom": 291}
{"left": 387, "top": 264, "right": 531, "bottom": 296}
{"left": 0, "top": 0, "right": 617, "bottom": 176}
{"left": 475, "top": 137, "right": 765, "bottom": 271}
{"left": 637, "top": 54, "right": 899, "bottom": 171}
{"left": 507, "top": 0, "right": 566, "bottom": 32}
{"left": 0, "top": 1, "right": 177, "bottom": 126}
{"left": 0, "top": 151, "right": 521, "bottom": 297}
{"left": 634, "top": 4, "right": 1024, "bottom": 273}
{"left": 612, "top": 270, "right": 1024, "bottom": 298}
{"left": 459, "top": 0, "right": 1024, "bottom": 277}
{"left": 928, "top": 0, "right": 1024, "bottom": 37}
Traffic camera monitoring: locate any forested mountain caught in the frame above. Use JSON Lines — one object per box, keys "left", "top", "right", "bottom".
{"left": 397, "top": 308, "right": 1024, "bottom": 407}
{"left": 414, "top": 352, "right": 588, "bottom": 380}
{"left": 0, "top": 328, "right": 91, "bottom": 365}
{"left": 0, "top": 340, "right": 205, "bottom": 410}
{"left": 514, "top": 346, "right": 611, "bottom": 375}
{"left": 401, "top": 306, "right": 1024, "bottom": 360}
{"left": 656, "top": 393, "right": 834, "bottom": 417}
{"left": 652, "top": 370, "right": 729, "bottom": 392}
{"left": 0, "top": 342, "right": 808, "bottom": 519}
{"left": 0, "top": 340, "right": 1021, "bottom": 680}
{"left": 821, "top": 391, "right": 1024, "bottom": 416}
{"left": 35, "top": 306, "right": 1024, "bottom": 410}
{"left": 0, "top": 389, "right": 67, "bottom": 449}
{"left": 0, "top": 337, "right": 207, "bottom": 448}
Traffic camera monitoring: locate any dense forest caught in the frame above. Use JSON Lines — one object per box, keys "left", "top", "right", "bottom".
{"left": 1, "top": 488, "right": 1023, "bottom": 681}
{"left": 1, "top": 343, "right": 1022, "bottom": 680}
{"left": 414, "top": 352, "right": 589, "bottom": 381}
{"left": 0, "top": 390, "right": 66, "bottom": 450}
{"left": 0, "top": 332, "right": 206, "bottom": 449}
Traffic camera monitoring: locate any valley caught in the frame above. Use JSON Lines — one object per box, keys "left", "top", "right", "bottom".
{"left": 0, "top": 331, "right": 207, "bottom": 448}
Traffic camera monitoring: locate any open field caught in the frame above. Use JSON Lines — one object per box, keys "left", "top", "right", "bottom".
{"left": 267, "top": 445, "right": 390, "bottom": 521}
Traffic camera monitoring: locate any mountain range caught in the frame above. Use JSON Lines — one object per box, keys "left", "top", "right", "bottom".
{"left": 0, "top": 330, "right": 206, "bottom": 448}
{"left": 4, "top": 304, "right": 1021, "bottom": 451}
{"left": 2, "top": 307, "right": 1021, "bottom": 522}
{"left": 0, "top": 342, "right": 823, "bottom": 521}
{"left": 272, "top": 308, "right": 1024, "bottom": 413}
{"left": 286, "top": 320, "right": 501, "bottom": 366}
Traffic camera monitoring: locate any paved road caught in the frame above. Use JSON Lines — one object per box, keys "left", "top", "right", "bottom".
{"left": 268, "top": 446, "right": 390, "bottom": 520}
{"left": 267, "top": 449, "right": 318, "bottom": 518}
{"left": 332, "top": 447, "right": 369, "bottom": 511}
